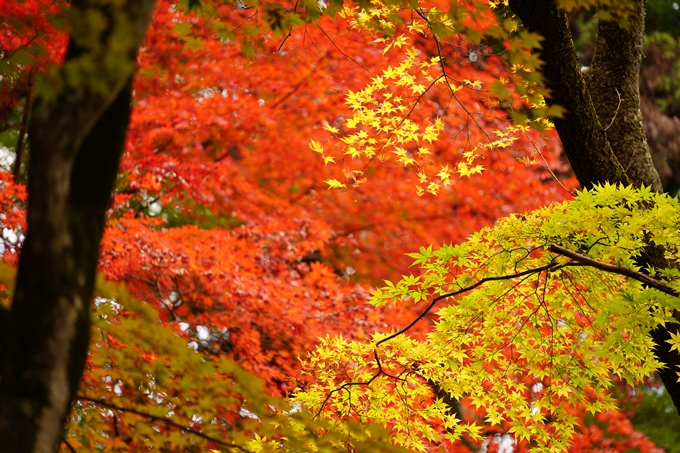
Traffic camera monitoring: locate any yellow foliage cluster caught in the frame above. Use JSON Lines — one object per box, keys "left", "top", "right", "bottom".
{"left": 311, "top": 0, "right": 558, "bottom": 196}
{"left": 311, "top": 32, "right": 489, "bottom": 196}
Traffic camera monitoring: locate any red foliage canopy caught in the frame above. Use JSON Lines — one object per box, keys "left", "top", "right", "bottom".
{"left": 0, "top": 1, "right": 662, "bottom": 451}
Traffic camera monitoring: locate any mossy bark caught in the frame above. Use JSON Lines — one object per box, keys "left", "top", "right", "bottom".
{"left": 508, "top": 0, "right": 630, "bottom": 189}
{"left": 0, "top": 2, "right": 155, "bottom": 452}
{"left": 585, "top": 0, "right": 662, "bottom": 191}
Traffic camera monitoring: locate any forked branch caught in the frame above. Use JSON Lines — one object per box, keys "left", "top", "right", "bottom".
{"left": 74, "top": 395, "right": 250, "bottom": 453}
{"left": 314, "top": 261, "right": 561, "bottom": 416}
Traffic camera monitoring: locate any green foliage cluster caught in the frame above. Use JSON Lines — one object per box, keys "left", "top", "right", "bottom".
{"left": 644, "top": 32, "right": 680, "bottom": 115}
{"left": 633, "top": 386, "right": 680, "bottom": 452}
{"left": 0, "top": 128, "right": 19, "bottom": 154}
{"left": 71, "top": 281, "right": 408, "bottom": 452}
{"left": 646, "top": 0, "right": 680, "bottom": 35}
{"left": 298, "top": 185, "right": 680, "bottom": 451}
{"left": 0, "top": 263, "right": 404, "bottom": 453}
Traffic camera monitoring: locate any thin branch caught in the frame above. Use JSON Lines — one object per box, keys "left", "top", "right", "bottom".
{"left": 376, "top": 261, "right": 560, "bottom": 347}
{"left": 520, "top": 129, "right": 575, "bottom": 196}
{"left": 61, "top": 438, "right": 77, "bottom": 453}
{"left": 415, "top": 8, "right": 495, "bottom": 151}
{"left": 548, "top": 244, "right": 679, "bottom": 297}
{"left": 270, "top": 51, "right": 329, "bottom": 109}
{"left": 360, "top": 75, "right": 445, "bottom": 172}
{"left": 113, "top": 412, "right": 121, "bottom": 437}
{"left": 13, "top": 73, "right": 33, "bottom": 180}
{"left": 3, "top": 34, "right": 39, "bottom": 62}
{"left": 315, "top": 23, "right": 372, "bottom": 76}
{"left": 75, "top": 395, "right": 250, "bottom": 453}
{"left": 230, "top": 11, "right": 258, "bottom": 34}
{"left": 603, "top": 87, "right": 622, "bottom": 132}
{"left": 315, "top": 261, "right": 560, "bottom": 416}
{"left": 304, "top": 25, "right": 324, "bottom": 59}
{"left": 277, "top": 29, "right": 293, "bottom": 52}
{"left": 277, "top": 0, "right": 298, "bottom": 51}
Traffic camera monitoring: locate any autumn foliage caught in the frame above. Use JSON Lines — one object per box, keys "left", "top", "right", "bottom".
{"left": 0, "top": 0, "right": 668, "bottom": 451}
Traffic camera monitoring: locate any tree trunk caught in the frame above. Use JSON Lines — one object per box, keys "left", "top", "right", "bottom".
{"left": 507, "top": 0, "right": 630, "bottom": 190}
{"left": 584, "top": 0, "right": 662, "bottom": 192}
{"left": 0, "top": 2, "right": 155, "bottom": 452}
{"left": 508, "top": 0, "right": 680, "bottom": 414}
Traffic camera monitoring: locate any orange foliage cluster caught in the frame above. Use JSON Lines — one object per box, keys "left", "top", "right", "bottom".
{"left": 0, "top": 0, "right": 665, "bottom": 451}
{"left": 124, "top": 0, "right": 575, "bottom": 283}
{"left": 102, "top": 0, "right": 575, "bottom": 389}
{"left": 100, "top": 218, "right": 399, "bottom": 389}
{"left": 0, "top": 0, "right": 67, "bottom": 124}
{"left": 0, "top": 172, "right": 26, "bottom": 261}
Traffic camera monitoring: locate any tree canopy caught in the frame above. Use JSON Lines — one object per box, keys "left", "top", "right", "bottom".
{"left": 0, "top": 0, "right": 679, "bottom": 452}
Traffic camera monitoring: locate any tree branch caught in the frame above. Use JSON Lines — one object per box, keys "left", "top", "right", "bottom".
{"left": 376, "top": 261, "right": 560, "bottom": 347}
{"left": 602, "top": 88, "right": 622, "bottom": 132}
{"left": 74, "top": 395, "right": 250, "bottom": 453}
{"left": 548, "top": 244, "right": 679, "bottom": 297}
{"left": 60, "top": 438, "right": 76, "bottom": 453}
{"left": 315, "top": 261, "right": 560, "bottom": 416}
{"left": 12, "top": 74, "right": 32, "bottom": 180}
{"left": 317, "top": 244, "right": 680, "bottom": 418}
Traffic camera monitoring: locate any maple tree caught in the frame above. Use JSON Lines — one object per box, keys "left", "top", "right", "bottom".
{"left": 0, "top": 0, "right": 565, "bottom": 451}
{"left": 300, "top": 0, "right": 680, "bottom": 451}
{"left": 0, "top": 0, "right": 677, "bottom": 452}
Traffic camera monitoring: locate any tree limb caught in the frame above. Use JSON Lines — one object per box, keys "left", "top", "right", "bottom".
{"left": 549, "top": 244, "right": 679, "bottom": 297}
{"left": 315, "top": 262, "right": 560, "bottom": 416}
{"left": 12, "top": 74, "right": 32, "bottom": 180}
{"left": 74, "top": 395, "right": 250, "bottom": 452}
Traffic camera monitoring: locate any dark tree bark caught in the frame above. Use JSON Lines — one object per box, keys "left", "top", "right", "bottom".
{"left": 508, "top": 0, "right": 680, "bottom": 415}
{"left": 585, "top": 0, "right": 662, "bottom": 192}
{"left": 507, "top": 0, "right": 630, "bottom": 190}
{"left": 0, "top": 2, "right": 155, "bottom": 452}
{"left": 12, "top": 76, "right": 32, "bottom": 181}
